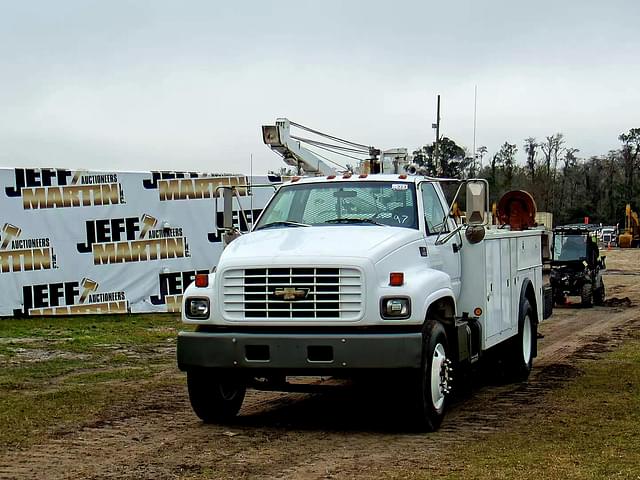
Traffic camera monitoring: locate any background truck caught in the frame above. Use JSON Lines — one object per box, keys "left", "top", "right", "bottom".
{"left": 177, "top": 170, "right": 550, "bottom": 431}
{"left": 601, "top": 226, "right": 618, "bottom": 247}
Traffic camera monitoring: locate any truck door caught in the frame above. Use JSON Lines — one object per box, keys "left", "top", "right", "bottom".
{"left": 420, "top": 183, "right": 462, "bottom": 298}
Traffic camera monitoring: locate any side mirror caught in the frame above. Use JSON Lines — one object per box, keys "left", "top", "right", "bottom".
{"left": 466, "top": 181, "right": 487, "bottom": 225}
{"left": 222, "top": 187, "right": 234, "bottom": 231}
{"left": 215, "top": 186, "right": 242, "bottom": 248}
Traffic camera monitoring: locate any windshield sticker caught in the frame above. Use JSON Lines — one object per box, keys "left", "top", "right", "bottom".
{"left": 391, "top": 184, "right": 408, "bottom": 191}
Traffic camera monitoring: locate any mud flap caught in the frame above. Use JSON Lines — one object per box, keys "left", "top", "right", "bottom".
{"left": 454, "top": 318, "right": 482, "bottom": 365}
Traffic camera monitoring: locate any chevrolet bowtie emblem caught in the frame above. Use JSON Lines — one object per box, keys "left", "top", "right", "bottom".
{"left": 274, "top": 287, "right": 309, "bottom": 301}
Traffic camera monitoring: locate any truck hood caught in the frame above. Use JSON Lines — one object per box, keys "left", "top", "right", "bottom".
{"left": 220, "top": 226, "right": 422, "bottom": 264}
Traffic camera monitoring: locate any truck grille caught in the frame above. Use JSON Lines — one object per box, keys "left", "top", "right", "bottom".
{"left": 222, "top": 267, "right": 362, "bottom": 320}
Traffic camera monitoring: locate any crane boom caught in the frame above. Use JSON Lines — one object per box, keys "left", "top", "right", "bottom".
{"left": 262, "top": 118, "right": 335, "bottom": 176}
{"left": 262, "top": 117, "right": 413, "bottom": 175}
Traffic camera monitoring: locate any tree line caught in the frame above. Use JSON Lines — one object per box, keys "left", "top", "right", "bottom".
{"left": 412, "top": 128, "right": 640, "bottom": 227}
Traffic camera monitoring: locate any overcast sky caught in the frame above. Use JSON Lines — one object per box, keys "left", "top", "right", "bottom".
{"left": 1, "top": 0, "right": 638, "bottom": 174}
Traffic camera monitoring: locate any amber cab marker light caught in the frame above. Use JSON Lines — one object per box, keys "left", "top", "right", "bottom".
{"left": 389, "top": 272, "right": 404, "bottom": 286}
{"left": 473, "top": 307, "right": 483, "bottom": 317}
{"left": 291, "top": 176, "right": 301, "bottom": 182}
{"left": 326, "top": 175, "right": 336, "bottom": 179}
{"left": 195, "top": 274, "right": 209, "bottom": 288}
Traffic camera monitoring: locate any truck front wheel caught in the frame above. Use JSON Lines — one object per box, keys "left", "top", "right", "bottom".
{"left": 187, "top": 370, "right": 246, "bottom": 423}
{"left": 581, "top": 282, "right": 593, "bottom": 307}
{"left": 409, "top": 321, "right": 451, "bottom": 431}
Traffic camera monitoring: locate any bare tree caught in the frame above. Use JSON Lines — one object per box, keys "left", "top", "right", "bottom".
{"left": 539, "top": 133, "right": 565, "bottom": 212}
{"left": 540, "top": 134, "right": 565, "bottom": 174}
{"left": 618, "top": 128, "right": 640, "bottom": 202}
{"left": 558, "top": 147, "right": 580, "bottom": 216}
{"left": 496, "top": 142, "right": 518, "bottom": 191}
{"left": 523, "top": 137, "right": 538, "bottom": 181}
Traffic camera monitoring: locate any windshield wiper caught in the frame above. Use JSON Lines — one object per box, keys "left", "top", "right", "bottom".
{"left": 256, "top": 221, "right": 311, "bottom": 230}
{"left": 323, "top": 218, "right": 386, "bottom": 226}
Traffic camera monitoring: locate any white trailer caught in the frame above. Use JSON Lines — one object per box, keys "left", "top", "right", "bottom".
{"left": 177, "top": 174, "right": 549, "bottom": 430}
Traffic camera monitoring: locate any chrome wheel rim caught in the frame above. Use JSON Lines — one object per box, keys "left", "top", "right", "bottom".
{"left": 430, "top": 343, "right": 448, "bottom": 411}
{"left": 522, "top": 314, "right": 532, "bottom": 365}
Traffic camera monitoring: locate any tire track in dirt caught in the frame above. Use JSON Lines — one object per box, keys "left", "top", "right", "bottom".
{"left": 0, "top": 269, "right": 638, "bottom": 480}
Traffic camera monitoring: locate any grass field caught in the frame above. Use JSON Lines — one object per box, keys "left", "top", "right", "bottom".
{"left": 0, "top": 314, "right": 183, "bottom": 451}
{"left": 1, "top": 314, "right": 639, "bottom": 479}
{"left": 437, "top": 333, "right": 640, "bottom": 480}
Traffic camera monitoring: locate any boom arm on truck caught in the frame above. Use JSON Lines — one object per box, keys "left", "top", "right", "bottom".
{"left": 262, "top": 118, "right": 410, "bottom": 175}
{"left": 262, "top": 118, "right": 336, "bottom": 176}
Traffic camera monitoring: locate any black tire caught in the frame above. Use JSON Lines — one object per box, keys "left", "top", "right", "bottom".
{"left": 187, "top": 370, "right": 246, "bottom": 423}
{"left": 506, "top": 298, "right": 535, "bottom": 382}
{"left": 408, "top": 321, "right": 451, "bottom": 431}
{"left": 581, "top": 282, "right": 593, "bottom": 307}
{"left": 593, "top": 278, "right": 605, "bottom": 306}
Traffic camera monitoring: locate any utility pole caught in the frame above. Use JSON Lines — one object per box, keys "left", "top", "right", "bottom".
{"left": 434, "top": 94, "right": 441, "bottom": 173}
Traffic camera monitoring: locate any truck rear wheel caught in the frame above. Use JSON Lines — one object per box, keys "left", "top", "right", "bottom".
{"left": 187, "top": 370, "right": 246, "bottom": 423}
{"left": 581, "top": 283, "right": 593, "bottom": 307}
{"left": 506, "top": 299, "right": 535, "bottom": 382}
{"left": 409, "top": 321, "right": 451, "bottom": 431}
{"left": 593, "top": 278, "right": 605, "bottom": 306}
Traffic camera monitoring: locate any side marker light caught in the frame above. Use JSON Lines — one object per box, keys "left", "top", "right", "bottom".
{"left": 389, "top": 272, "right": 404, "bottom": 286}
{"left": 195, "top": 274, "right": 209, "bottom": 288}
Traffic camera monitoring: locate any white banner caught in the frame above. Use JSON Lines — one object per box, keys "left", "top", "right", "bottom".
{"left": 0, "top": 168, "right": 278, "bottom": 316}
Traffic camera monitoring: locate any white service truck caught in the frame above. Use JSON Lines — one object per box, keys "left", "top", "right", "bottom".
{"left": 177, "top": 173, "right": 548, "bottom": 431}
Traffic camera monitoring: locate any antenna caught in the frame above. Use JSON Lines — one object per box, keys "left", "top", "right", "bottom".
{"left": 473, "top": 85, "right": 477, "bottom": 171}
{"left": 434, "top": 94, "right": 441, "bottom": 173}
{"left": 250, "top": 153, "right": 253, "bottom": 230}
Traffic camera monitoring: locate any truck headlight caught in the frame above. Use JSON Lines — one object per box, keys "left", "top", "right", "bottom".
{"left": 185, "top": 298, "right": 210, "bottom": 319}
{"left": 380, "top": 297, "right": 411, "bottom": 319}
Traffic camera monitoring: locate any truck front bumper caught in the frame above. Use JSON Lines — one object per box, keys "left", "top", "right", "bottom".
{"left": 177, "top": 330, "right": 423, "bottom": 372}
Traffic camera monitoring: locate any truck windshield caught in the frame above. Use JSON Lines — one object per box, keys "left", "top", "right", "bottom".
{"left": 553, "top": 234, "right": 588, "bottom": 261}
{"left": 255, "top": 181, "right": 418, "bottom": 230}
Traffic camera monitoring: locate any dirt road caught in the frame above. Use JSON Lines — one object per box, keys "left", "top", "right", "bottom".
{"left": 1, "top": 249, "right": 639, "bottom": 480}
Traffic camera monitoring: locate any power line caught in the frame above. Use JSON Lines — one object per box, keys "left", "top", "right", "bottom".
{"left": 290, "top": 135, "right": 370, "bottom": 154}
{"left": 303, "top": 142, "right": 368, "bottom": 164}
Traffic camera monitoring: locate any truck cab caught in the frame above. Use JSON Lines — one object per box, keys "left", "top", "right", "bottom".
{"left": 177, "top": 174, "right": 545, "bottom": 430}
{"left": 601, "top": 227, "right": 617, "bottom": 247}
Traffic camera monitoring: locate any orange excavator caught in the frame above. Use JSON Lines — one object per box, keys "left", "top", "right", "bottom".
{"left": 619, "top": 204, "right": 640, "bottom": 248}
